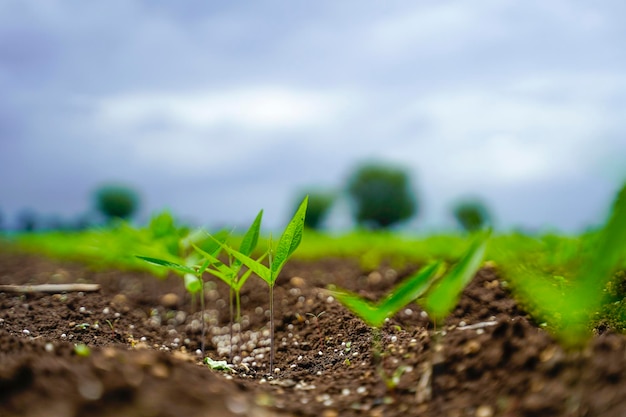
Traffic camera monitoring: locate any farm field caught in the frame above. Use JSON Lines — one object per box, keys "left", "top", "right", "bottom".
{"left": 1, "top": 189, "right": 626, "bottom": 417}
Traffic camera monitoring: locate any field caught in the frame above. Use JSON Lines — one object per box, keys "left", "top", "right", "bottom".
{"left": 1, "top": 192, "right": 626, "bottom": 417}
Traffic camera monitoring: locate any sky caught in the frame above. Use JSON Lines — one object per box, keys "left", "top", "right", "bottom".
{"left": 1, "top": 0, "right": 625, "bottom": 233}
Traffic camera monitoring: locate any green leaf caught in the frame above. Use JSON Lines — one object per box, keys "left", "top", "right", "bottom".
{"left": 271, "top": 196, "right": 308, "bottom": 282}
{"left": 184, "top": 273, "right": 202, "bottom": 294}
{"left": 136, "top": 256, "right": 197, "bottom": 275}
{"left": 222, "top": 245, "right": 271, "bottom": 284}
{"left": 233, "top": 252, "right": 268, "bottom": 291}
{"left": 238, "top": 210, "right": 263, "bottom": 257}
{"left": 559, "top": 183, "right": 626, "bottom": 344}
{"left": 329, "top": 262, "right": 443, "bottom": 328}
{"left": 423, "top": 230, "right": 490, "bottom": 320}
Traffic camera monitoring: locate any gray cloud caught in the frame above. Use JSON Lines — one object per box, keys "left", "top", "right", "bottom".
{"left": 1, "top": 0, "right": 625, "bottom": 231}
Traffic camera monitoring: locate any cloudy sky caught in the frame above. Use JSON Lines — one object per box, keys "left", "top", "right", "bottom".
{"left": 1, "top": 1, "right": 625, "bottom": 232}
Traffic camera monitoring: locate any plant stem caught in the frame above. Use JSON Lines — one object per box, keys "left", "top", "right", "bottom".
{"left": 200, "top": 278, "right": 206, "bottom": 355}
{"left": 269, "top": 282, "right": 275, "bottom": 374}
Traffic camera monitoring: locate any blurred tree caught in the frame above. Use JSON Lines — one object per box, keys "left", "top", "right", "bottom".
{"left": 452, "top": 199, "right": 491, "bottom": 232}
{"left": 17, "top": 209, "right": 37, "bottom": 232}
{"left": 94, "top": 184, "right": 139, "bottom": 222}
{"left": 346, "top": 162, "right": 417, "bottom": 229}
{"left": 296, "top": 190, "right": 335, "bottom": 230}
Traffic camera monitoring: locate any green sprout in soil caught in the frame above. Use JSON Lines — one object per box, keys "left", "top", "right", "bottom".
{"left": 73, "top": 343, "right": 91, "bottom": 357}
{"left": 137, "top": 252, "right": 214, "bottom": 354}
{"left": 192, "top": 210, "right": 264, "bottom": 358}
{"left": 511, "top": 183, "right": 626, "bottom": 346}
{"left": 214, "top": 196, "right": 308, "bottom": 374}
{"left": 329, "top": 231, "right": 489, "bottom": 374}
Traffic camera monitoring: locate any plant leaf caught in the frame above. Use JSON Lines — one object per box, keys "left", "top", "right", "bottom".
{"left": 378, "top": 262, "right": 444, "bottom": 318}
{"left": 423, "top": 230, "right": 490, "bottom": 320}
{"left": 238, "top": 210, "right": 263, "bottom": 258}
{"left": 330, "top": 262, "right": 443, "bottom": 328}
{"left": 136, "top": 256, "right": 197, "bottom": 275}
{"left": 222, "top": 245, "right": 271, "bottom": 284}
{"left": 271, "top": 196, "right": 308, "bottom": 282}
{"left": 184, "top": 273, "right": 202, "bottom": 294}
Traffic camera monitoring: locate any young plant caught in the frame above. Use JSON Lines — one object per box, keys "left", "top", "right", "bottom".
{"left": 328, "top": 232, "right": 489, "bottom": 370}
{"left": 192, "top": 210, "right": 264, "bottom": 358}
{"left": 192, "top": 210, "right": 263, "bottom": 324}
{"left": 422, "top": 230, "right": 491, "bottom": 321}
{"left": 512, "top": 183, "right": 626, "bottom": 346}
{"left": 328, "top": 261, "right": 444, "bottom": 329}
{"left": 214, "top": 196, "right": 308, "bottom": 374}
{"left": 137, "top": 236, "right": 222, "bottom": 354}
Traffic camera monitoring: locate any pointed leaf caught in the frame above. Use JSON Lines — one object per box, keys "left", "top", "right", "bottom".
{"left": 424, "top": 231, "right": 490, "bottom": 320}
{"left": 136, "top": 256, "right": 197, "bottom": 275}
{"left": 378, "top": 262, "right": 444, "bottom": 316}
{"left": 238, "top": 210, "right": 263, "bottom": 257}
{"left": 329, "top": 289, "right": 386, "bottom": 328}
{"left": 222, "top": 245, "right": 271, "bottom": 284}
{"left": 271, "top": 196, "right": 308, "bottom": 281}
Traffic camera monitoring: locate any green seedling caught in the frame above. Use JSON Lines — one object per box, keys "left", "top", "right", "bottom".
{"left": 329, "top": 261, "right": 443, "bottom": 365}
{"left": 192, "top": 210, "right": 263, "bottom": 358}
{"left": 204, "top": 356, "right": 234, "bottom": 372}
{"left": 513, "top": 184, "right": 626, "bottom": 346}
{"left": 422, "top": 230, "right": 491, "bottom": 321}
{"left": 73, "top": 343, "right": 91, "bottom": 357}
{"left": 193, "top": 210, "right": 263, "bottom": 324}
{"left": 214, "top": 196, "right": 308, "bottom": 374}
{"left": 306, "top": 311, "right": 326, "bottom": 345}
{"left": 328, "top": 262, "right": 444, "bottom": 329}
{"left": 137, "top": 250, "right": 215, "bottom": 354}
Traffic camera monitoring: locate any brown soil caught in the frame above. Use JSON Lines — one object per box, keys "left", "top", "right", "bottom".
{"left": 1, "top": 250, "right": 625, "bottom": 417}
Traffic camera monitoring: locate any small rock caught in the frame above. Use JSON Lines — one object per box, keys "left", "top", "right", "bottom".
{"left": 367, "top": 271, "right": 382, "bottom": 285}
{"left": 112, "top": 294, "right": 128, "bottom": 307}
{"left": 290, "top": 276, "right": 306, "bottom": 288}
{"left": 476, "top": 405, "right": 493, "bottom": 417}
{"left": 160, "top": 293, "right": 180, "bottom": 308}
{"left": 462, "top": 340, "right": 481, "bottom": 355}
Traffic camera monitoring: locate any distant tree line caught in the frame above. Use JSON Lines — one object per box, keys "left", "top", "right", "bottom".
{"left": 3, "top": 183, "right": 140, "bottom": 232}
{"left": 297, "top": 161, "right": 492, "bottom": 232}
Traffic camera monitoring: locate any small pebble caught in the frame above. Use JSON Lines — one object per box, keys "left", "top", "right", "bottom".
{"left": 160, "top": 293, "right": 180, "bottom": 308}
{"left": 476, "top": 405, "right": 494, "bottom": 417}
{"left": 22, "top": 329, "right": 30, "bottom": 335}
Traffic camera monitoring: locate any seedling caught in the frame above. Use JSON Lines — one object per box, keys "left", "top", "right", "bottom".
{"left": 214, "top": 196, "right": 308, "bottom": 373}
{"left": 306, "top": 311, "right": 326, "bottom": 345}
{"left": 192, "top": 210, "right": 264, "bottom": 357}
{"left": 513, "top": 183, "right": 626, "bottom": 346}
{"left": 329, "top": 262, "right": 444, "bottom": 328}
{"left": 73, "top": 343, "right": 91, "bottom": 357}
{"left": 137, "top": 253, "right": 215, "bottom": 354}
{"left": 422, "top": 230, "right": 491, "bottom": 321}
{"left": 329, "top": 232, "right": 489, "bottom": 370}
{"left": 329, "top": 262, "right": 443, "bottom": 364}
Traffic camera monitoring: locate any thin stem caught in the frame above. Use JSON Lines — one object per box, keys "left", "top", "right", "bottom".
{"left": 229, "top": 281, "right": 234, "bottom": 361}
{"left": 268, "top": 237, "right": 275, "bottom": 374}
{"left": 200, "top": 277, "right": 206, "bottom": 355}
{"left": 269, "top": 282, "right": 274, "bottom": 374}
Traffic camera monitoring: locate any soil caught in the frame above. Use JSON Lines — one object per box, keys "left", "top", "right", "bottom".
{"left": 1, "top": 250, "right": 625, "bottom": 417}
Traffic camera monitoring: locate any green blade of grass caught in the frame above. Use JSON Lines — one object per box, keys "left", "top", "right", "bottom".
{"left": 136, "top": 256, "right": 197, "bottom": 275}
{"left": 423, "top": 230, "right": 490, "bottom": 320}
{"left": 378, "top": 261, "right": 444, "bottom": 317}
{"left": 328, "top": 289, "right": 383, "bottom": 328}
{"left": 237, "top": 210, "right": 263, "bottom": 259}
{"left": 559, "top": 184, "right": 626, "bottom": 344}
{"left": 329, "top": 262, "right": 443, "bottom": 328}
{"left": 271, "top": 196, "right": 308, "bottom": 282}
